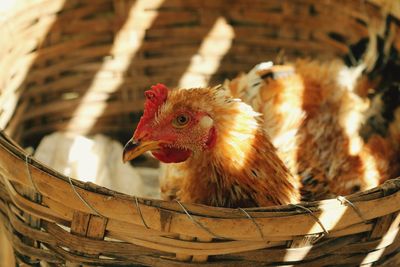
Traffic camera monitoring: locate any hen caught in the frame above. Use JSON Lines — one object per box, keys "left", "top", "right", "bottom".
{"left": 123, "top": 84, "right": 300, "bottom": 207}
{"left": 123, "top": 60, "right": 400, "bottom": 208}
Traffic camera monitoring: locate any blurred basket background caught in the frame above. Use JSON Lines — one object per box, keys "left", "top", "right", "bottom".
{"left": 0, "top": 0, "right": 400, "bottom": 266}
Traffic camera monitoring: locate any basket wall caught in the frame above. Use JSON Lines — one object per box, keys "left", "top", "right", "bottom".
{"left": 0, "top": 0, "right": 400, "bottom": 266}
{"left": 3, "top": 0, "right": 398, "bottom": 146}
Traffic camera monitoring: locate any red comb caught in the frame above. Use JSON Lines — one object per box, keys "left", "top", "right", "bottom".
{"left": 134, "top": 84, "right": 169, "bottom": 138}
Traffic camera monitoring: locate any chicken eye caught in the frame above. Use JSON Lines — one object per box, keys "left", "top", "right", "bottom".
{"left": 173, "top": 114, "right": 190, "bottom": 128}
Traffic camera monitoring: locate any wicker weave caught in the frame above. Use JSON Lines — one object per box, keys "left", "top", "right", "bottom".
{"left": 1, "top": 0, "right": 400, "bottom": 266}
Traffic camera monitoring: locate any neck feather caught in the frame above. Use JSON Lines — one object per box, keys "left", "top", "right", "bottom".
{"left": 179, "top": 101, "right": 300, "bottom": 208}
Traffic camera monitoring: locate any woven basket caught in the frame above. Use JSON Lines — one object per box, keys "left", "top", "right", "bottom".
{"left": 1, "top": 0, "right": 400, "bottom": 266}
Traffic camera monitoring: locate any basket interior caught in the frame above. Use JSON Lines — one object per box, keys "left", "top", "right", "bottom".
{"left": 2, "top": 0, "right": 397, "bottom": 147}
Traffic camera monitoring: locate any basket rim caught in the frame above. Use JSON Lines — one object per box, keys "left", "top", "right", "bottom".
{"left": 1, "top": 129, "right": 400, "bottom": 242}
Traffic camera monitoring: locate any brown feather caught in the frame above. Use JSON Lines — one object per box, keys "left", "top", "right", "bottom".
{"left": 159, "top": 59, "right": 400, "bottom": 207}
{"left": 160, "top": 87, "right": 300, "bottom": 207}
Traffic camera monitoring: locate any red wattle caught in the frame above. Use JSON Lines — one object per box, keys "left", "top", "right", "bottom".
{"left": 152, "top": 146, "right": 191, "bottom": 163}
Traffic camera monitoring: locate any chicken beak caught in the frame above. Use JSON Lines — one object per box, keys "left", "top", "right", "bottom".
{"left": 122, "top": 138, "right": 161, "bottom": 163}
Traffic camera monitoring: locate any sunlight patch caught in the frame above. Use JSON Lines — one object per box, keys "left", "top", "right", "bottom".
{"left": 67, "top": 0, "right": 164, "bottom": 134}
{"left": 178, "top": 17, "right": 234, "bottom": 88}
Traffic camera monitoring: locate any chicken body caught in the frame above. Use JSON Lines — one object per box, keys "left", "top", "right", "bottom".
{"left": 162, "top": 89, "right": 300, "bottom": 207}
{"left": 158, "top": 59, "right": 400, "bottom": 205}
{"left": 226, "top": 59, "right": 399, "bottom": 201}
{"left": 123, "top": 59, "right": 400, "bottom": 208}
